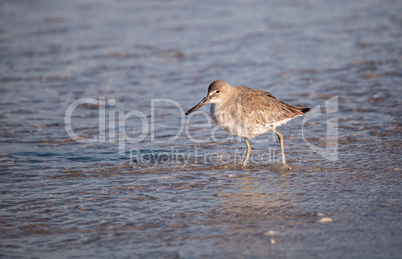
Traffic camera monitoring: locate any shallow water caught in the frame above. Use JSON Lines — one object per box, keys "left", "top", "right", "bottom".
{"left": 0, "top": 0, "right": 401, "bottom": 258}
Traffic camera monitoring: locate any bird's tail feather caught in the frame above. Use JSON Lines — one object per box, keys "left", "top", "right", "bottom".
{"left": 279, "top": 101, "right": 310, "bottom": 117}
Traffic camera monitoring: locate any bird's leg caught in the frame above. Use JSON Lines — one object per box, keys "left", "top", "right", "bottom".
{"left": 242, "top": 137, "right": 252, "bottom": 169}
{"left": 272, "top": 129, "right": 291, "bottom": 170}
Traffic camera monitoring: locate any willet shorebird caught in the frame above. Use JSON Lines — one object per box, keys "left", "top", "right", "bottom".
{"left": 185, "top": 80, "right": 310, "bottom": 170}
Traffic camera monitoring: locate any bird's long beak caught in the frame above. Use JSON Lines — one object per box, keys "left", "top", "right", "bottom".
{"left": 185, "top": 96, "right": 210, "bottom": 115}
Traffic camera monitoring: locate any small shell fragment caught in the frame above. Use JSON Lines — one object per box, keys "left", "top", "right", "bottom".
{"left": 319, "top": 217, "right": 333, "bottom": 223}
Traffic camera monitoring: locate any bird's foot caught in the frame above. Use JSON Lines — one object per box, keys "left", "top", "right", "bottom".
{"left": 280, "top": 163, "right": 292, "bottom": 171}
{"left": 283, "top": 163, "right": 292, "bottom": 171}
{"left": 272, "top": 163, "right": 292, "bottom": 172}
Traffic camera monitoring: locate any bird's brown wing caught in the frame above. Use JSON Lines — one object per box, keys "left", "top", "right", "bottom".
{"left": 235, "top": 87, "right": 308, "bottom": 125}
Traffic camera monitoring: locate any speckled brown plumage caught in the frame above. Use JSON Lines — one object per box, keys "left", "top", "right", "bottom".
{"left": 186, "top": 80, "right": 310, "bottom": 169}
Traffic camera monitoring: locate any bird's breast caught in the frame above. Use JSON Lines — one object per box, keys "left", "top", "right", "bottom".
{"left": 210, "top": 103, "right": 229, "bottom": 125}
{"left": 210, "top": 103, "right": 269, "bottom": 138}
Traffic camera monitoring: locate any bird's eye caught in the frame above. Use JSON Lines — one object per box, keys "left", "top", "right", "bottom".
{"left": 216, "top": 90, "right": 221, "bottom": 93}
